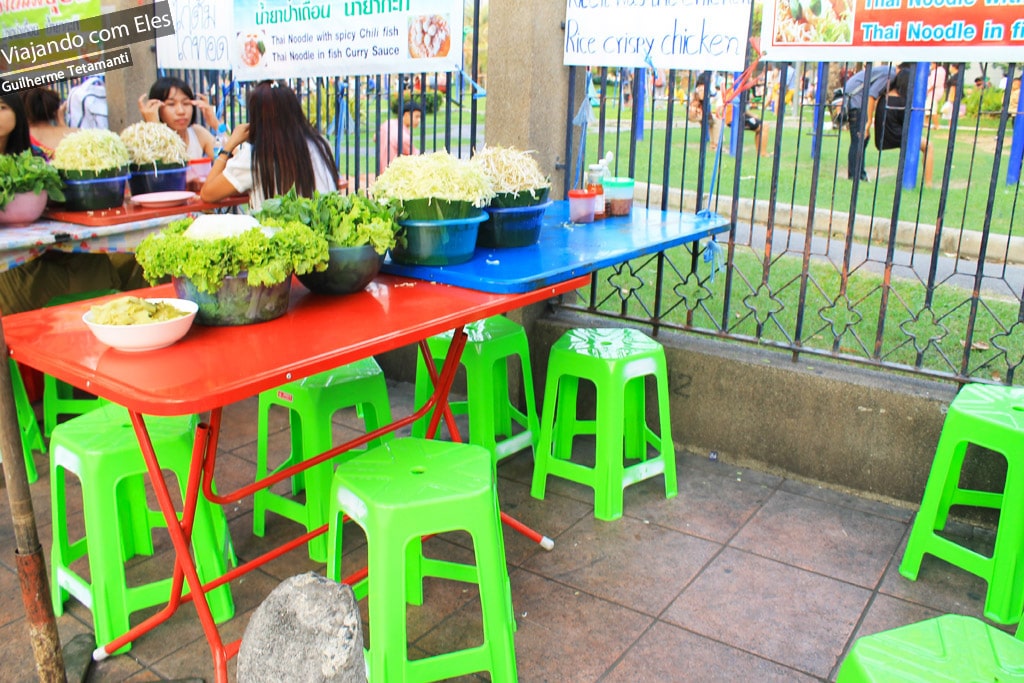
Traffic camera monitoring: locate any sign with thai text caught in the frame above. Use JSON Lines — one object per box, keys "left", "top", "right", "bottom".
{"left": 230, "top": 0, "right": 463, "bottom": 81}
{"left": 563, "top": 0, "right": 753, "bottom": 72}
{"left": 761, "top": 0, "right": 1024, "bottom": 61}
{"left": 156, "top": 0, "right": 233, "bottom": 69}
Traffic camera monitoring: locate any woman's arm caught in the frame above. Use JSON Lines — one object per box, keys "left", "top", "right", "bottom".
{"left": 192, "top": 125, "right": 216, "bottom": 158}
{"left": 137, "top": 93, "right": 161, "bottom": 123}
{"left": 200, "top": 123, "right": 249, "bottom": 203}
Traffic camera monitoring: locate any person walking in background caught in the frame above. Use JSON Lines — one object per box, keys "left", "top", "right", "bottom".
{"left": 201, "top": 80, "right": 339, "bottom": 211}
{"left": 138, "top": 76, "right": 220, "bottom": 160}
{"left": 926, "top": 62, "right": 947, "bottom": 130}
{"left": 874, "top": 64, "right": 934, "bottom": 188}
{"left": 377, "top": 101, "right": 422, "bottom": 173}
{"left": 844, "top": 63, "right": 896, "bottom": 182}
{"left": 22, "top": 87, "right": 77, "bottom": 161}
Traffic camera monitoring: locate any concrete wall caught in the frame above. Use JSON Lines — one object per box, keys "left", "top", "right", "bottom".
{"left": 377, "top": 303, "right": 976, "bottom": 507}
{"left": 486, "top": 3, "right": 578, "bottom": 199}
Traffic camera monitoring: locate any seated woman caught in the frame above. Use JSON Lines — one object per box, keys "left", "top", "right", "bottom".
{"left": 0, "top": 89, "right": 32, "bottom": 156}
{"left": 22, "top": 87, "right": 77, "bottom": 161}
{"left": 874, "top": 65, "right": 934, "bottom": 188}
{"left": 200, "top": 81, "right": 339, "bottom": 211}
{"left": 138, "top": 76, "right": 220, "bottom": 159}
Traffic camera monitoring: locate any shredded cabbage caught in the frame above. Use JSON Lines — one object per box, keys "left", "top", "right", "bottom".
{"left": 470, "top": 146, "right": 550, "bottom": 194}
{"left": 370, "top": 151, "right": 494, "bottom": 207}
{"left": 119, "top": 122, "right": 189, "bottom": 166}
{"left": 183, "top": 214, "right": 261, "bottom": 240}
{"left": 51, "top": 130, "right": 130, "bottom": 172}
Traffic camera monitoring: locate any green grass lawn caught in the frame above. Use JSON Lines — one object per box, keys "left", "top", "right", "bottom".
{"left": 584, "top": 103, "right": 1023, "bottom": 236}
{"left": 579, "top": 240, "right": 1024, "bottom": 382}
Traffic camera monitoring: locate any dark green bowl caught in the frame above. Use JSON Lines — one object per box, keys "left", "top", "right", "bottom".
{"left": 490, "top": 187, "right": 550, "bottom": 208}
{"left": 297, "top": 244, "right": 383, "bottom": 295}
{"left": 398, "top": 198, "right": 477, "bottom": 221}
{"left": 58, "top": 166, "right": 131, "bottom": 181}
{"left": 172, "top": 275, "right": 291, "bottom": 326}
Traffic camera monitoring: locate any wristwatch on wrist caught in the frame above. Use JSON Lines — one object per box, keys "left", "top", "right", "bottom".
{"left": 217, "top": 148, "right": 232, "bottom": 159}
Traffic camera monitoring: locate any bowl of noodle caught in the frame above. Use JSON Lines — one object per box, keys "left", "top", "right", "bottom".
{"left": 83, "top": 296, "right": 198, "bottom": 352}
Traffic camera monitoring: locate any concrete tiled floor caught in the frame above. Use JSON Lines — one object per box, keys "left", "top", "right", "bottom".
{"left": 0, "top": 381, "right": 1000, "bottom": 681}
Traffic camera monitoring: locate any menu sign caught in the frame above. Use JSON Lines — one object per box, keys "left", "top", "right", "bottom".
{"left": 230, "top": 0, "right": 463, "bottom": 81}
{"left": 761, "top": 0, "right": 1024, "bottom": 61}
{"left": 564, "top": 0, "right": 753, "bottom": 72}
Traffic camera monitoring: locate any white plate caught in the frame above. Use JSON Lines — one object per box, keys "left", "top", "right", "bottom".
{"left": 131, "top": 191, "right": 196, "bottom": 208}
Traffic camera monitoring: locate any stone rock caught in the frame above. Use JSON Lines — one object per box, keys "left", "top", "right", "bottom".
{"left": 237, "top": 572, "right": 365, "bottom": 683}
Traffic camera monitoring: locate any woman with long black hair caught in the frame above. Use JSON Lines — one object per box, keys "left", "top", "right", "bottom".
{"left": 200, "top": 80, "right": 339, "bottom": 210}
{"left": 0, "top": 88, "right": 32, "bottom": 156}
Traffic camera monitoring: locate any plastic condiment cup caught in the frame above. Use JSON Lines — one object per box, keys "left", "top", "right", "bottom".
{"left": 567, "top": 189, "right": 596, "bottom": 223}
{"left": 603, "top": 177, "right": 635, "bottom": 217}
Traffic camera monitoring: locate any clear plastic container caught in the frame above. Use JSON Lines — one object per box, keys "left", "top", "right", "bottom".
{"left": 603, "top": 177, "right": 635, "bottom": 217}
{"left": 567, "top": 189, "right": 596, "bottom": 223}
{"left": 586, "top": 164, "right": 606, "bottom": 220}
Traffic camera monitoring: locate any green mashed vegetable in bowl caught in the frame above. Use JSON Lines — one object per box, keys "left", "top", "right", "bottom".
{"left": 89, "top": 296, "right": 188, "bottom": 325}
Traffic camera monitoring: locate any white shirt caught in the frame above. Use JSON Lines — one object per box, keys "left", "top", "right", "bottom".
{"left": 222, "top": 140, "right": 336, "bottom": 211}
{"left": 185, "top": 126, "right": 205, "bottom": 160}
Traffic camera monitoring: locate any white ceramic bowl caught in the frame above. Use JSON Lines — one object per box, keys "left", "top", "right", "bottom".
{"left": 83, "top": 298, "right": 198, "bottom": 352}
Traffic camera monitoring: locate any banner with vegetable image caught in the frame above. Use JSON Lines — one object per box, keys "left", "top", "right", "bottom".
{"left": 761, "top": 0, "right": 1024, "bottom": 61}
{"left": 563, "top": 0, "right": 753, "bottom": 72}
{"left": 230, "top": 0, "right": 463, "bottom": 81}
{"left": 0, "top": 0, "right": 101, "bottom": 39}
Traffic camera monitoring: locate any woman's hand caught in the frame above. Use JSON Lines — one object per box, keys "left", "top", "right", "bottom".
{"left": 225, "top": 123, "right": 249, "bottom": 151}
{"left": 191, "top": 94, "right": 221, "bottom": 130}
{"left": 137, "top": 93, "right": 162, "bottom": 123}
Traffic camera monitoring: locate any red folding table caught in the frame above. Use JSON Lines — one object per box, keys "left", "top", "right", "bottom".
{"left": 3, "top": 274, "right": 587, "bottom": 682}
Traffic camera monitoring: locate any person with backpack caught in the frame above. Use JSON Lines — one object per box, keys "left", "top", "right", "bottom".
{"left": 844, "top": 63, "right": 896, "bottom": 182}
{"left": 65, "top": 76, "right": 107, "bottom": 130}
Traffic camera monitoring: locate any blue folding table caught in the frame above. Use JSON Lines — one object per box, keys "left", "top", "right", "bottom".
{"left": 382, "top": 201, "right": 730, "bottom": 293}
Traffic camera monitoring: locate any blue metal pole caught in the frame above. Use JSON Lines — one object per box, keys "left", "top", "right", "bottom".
{"left": 730, "top": 71, "right": 741, "bottom": 157}
{"left": 811, "top": 62, "right": 827, "bottom": 160}
{"left": 635, "top": 69, "right": 645, "bottom": 141}
{"left": 903, "top": 62, "right": 929, "bottom": 190}
{"left": 1009, "top": 81, "right": 1024, "bottom": 185}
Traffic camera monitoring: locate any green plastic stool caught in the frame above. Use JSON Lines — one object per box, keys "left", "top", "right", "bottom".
{"left": 326, "top": 437, "right": 517, "bottom": 683}
{"left": 42, "top": 289, "right": 117, "bottom": 437}
{"left": 43, "top": 374, "right": 109, "bottom": 438}
{"left": 8, "top": 359, "right": 44, "bottom": 484}
{"left": 900, "top": 383, "right": 1024, "bottom": 625}
{"left": 50, "top": 404, "right": 234, "bottom": 652}
{"left": 254, "top": 357, "right": 393, "bottom": 563}
{"left": 413, "top": 315, "right": 539, "bottom": 461}
{"left": 531, "top": 327, "right": 678, "bottom": 521}
{"left": 836, "top": 613, "right": 1024, "bottom": 682}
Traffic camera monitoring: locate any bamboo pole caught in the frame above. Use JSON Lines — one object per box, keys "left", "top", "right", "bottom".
{"left": 0, "top": 324, "right": 66, "bottom": 682}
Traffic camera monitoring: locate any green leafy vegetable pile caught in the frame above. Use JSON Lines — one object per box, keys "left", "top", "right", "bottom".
{"left": 0, "top": 150, "right": 65, "bottom": 209}
{"left": 135, "top": 216, "right": 329, "bottom": 293}
{"left": 256, "top": 188, "right": 401, "bottom": 255}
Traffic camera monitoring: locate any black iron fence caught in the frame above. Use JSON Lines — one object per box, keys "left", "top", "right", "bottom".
{"left": 170, "top": 46, "right": 1024, "bottom": 386}
{"left": 561, "top": 61, "right": 1024, "bottom": 387}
